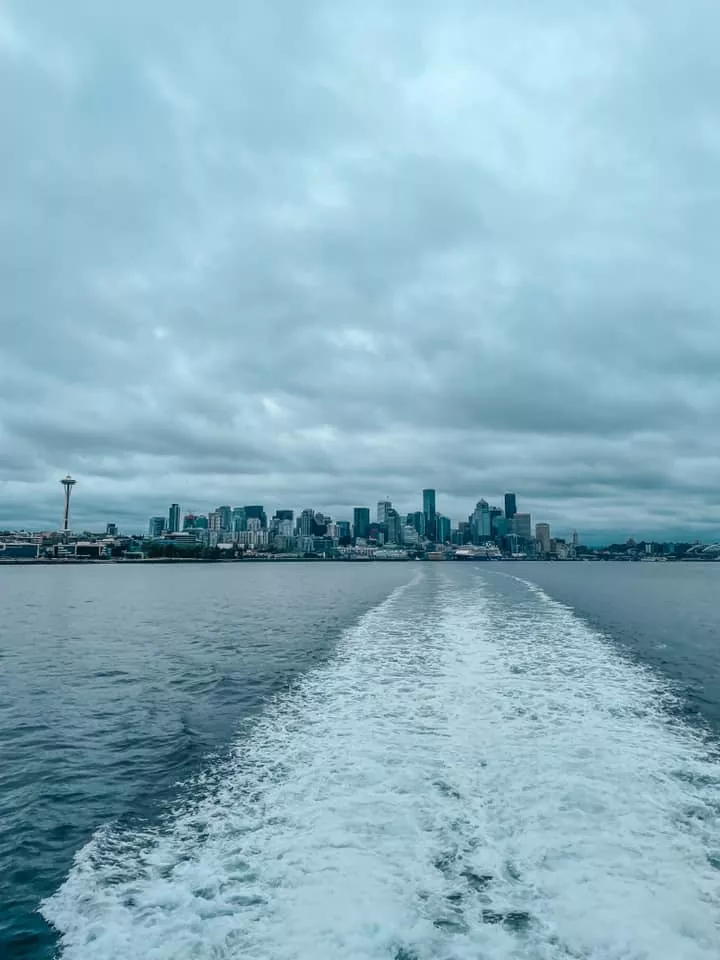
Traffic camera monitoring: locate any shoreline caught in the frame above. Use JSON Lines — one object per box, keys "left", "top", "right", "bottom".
{"left": 0, "top": 556, "right": 704, "bottom": 566}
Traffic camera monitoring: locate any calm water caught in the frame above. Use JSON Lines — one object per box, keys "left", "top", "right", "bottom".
{"left": 1, "top": 561, "right": 719, "bottom": 958}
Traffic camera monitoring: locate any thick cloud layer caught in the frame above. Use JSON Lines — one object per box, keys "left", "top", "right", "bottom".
{"left": 1, "top": 0, "right": 719, "bottom": 539}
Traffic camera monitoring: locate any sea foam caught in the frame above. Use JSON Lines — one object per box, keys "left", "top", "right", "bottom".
{"left": 43, "top": 569, "right": 720, "bottom": 959}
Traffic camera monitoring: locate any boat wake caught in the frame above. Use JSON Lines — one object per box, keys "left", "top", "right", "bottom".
{"left": 43, "top": 570, "right": 720, "bottom": 959}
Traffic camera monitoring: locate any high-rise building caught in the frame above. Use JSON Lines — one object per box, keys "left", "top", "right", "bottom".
{"left": 168, "top": 503, "right": 181, "bottom": 533}
{"left": 513, "top": 513, "right": 532, "bottom": 540}
{"left": 106, "top": 522, "right": 118, "bottom": 537}
{"left": 536, "top": 523, "right": 551, "bottom": 554}
{"left": 410, "top": 511, "right": 426, "bottom": 538}
{"left": 300, "top": 509, "right": 315, "bottom": 537}
{"left": 244, "top": 505, "right": 267, "bottom": 529}
{"left": 469, "top": 499, "right": 492, "bottom": 543}
{"left": 216, "top": 505, "right": 232, "bottom": 531}
{"left": 423, "top": 489, "right": 437, "bottom": 540}
{"left": 386, "top": 509, "right": 402, "bottom": 544}
{"left": 353, "top": 507, "right": 370, "bottom": 539}
{"left": 504, "top": 493, "right": 517, "bottom": 521}
{"left": 313, "top": 513, "right": 329, "bottom": 535}
{"left": 492, "top": 515, "right": 509, "bottom": 539}
{"left": 274, "top": 510, "right": 294, "bottom": 523}
{"left": 184, "top": 514, "right": 209, "bottom": 530}
{"left": 208, "top": 511, "right": 222, "bottom": 531}
{"left": 337, "top": 521, "right": 351, "bottom": 540}
{"left": 275, "top": 519, "right": 294, "bottom": 539}
{"left": 368, "top": 523, "right": 384, "bottom": 544}
{"left": 377, "top": 500, "right": 392, "bottom": 524}
{"left": 232, "top": 507, "right": 247, "bottom": 534}
{"left": 148, "top": 517, "right": 165, "bottom": 538}
{"left": 436, "top": 515, "right": 451, "bottom": 543}
{"left": 402, "top": 525, "right": 420, "bottom": 546}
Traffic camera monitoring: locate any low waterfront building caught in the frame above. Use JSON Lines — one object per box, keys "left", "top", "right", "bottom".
{"left": 0, "top": 542, "right": 39, "bottom": 560}
{"left": 75, "top": 542, "right": 107, "bottom": 559}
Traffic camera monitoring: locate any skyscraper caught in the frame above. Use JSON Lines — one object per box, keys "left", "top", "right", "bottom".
{"left": 300, "top": 508, "right": 315, "bottom": 537}
{"left": 353, "top": 507, "right": 370, "bottom": 539}
{"left": 216, "top": 505, "right": 232, "bottom": 531}
{"left": 232, "top": 507, "right": 247, "bottom": 534}
{"left": 513, "top": 512, "right": 532, "bottom": 540}
{"left": 411, "top": 511, "right": 426, "bottom": 537}
{"left": 504, "top": 492, "right": 517, "bottom": 521}
{"left": 469, "top": 499, "right": 492, "bottom": 543}
{"left": 423, "top": 489, "right": 437, "bottom": 540}
{"left": 402, "top": 525, "right": 420, "bottom": 546}
{"left": 436, "top": 515, "right": 451, "bottom": 543}
{"left": 244, "top": 505, "right": 267, "bottom": 529}
{"left": 377, "top": 500, "right": 392, "bottom": 524}
{"left": 148, "top": 516, "right": 165, "bottom": 538}
{"left": 536, "top": 523, "right": 551, "bottom": 554}
{"left": 386, "top": 509, "right": 402, "bottom": 544}
{"left": 168, "top": 503, "right": 181, "bottom": 533}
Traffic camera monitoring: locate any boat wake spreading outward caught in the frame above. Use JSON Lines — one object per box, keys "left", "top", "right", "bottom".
{"left": 43, "top": 570, "right": 720, "bottom": 959}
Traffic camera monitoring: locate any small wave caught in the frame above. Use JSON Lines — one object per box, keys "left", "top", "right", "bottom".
{"left": 43, "top": 571, "right": 720, "bottom": 959}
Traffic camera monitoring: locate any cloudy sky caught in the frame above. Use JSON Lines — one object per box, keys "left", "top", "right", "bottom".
{"left": 1, "top": 0, "right": 719, "bottom": 541}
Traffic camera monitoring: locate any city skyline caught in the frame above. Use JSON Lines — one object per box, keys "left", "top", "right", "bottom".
{"left": 3, "top": 476, "right": 720, "bottom": 546}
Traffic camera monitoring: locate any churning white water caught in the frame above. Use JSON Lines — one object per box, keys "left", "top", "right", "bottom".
{"left": 43, "top": 570, "right": 720, "bottom": 959}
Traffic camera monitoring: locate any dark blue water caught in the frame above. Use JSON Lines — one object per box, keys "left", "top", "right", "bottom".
{"left": 2, "top": 561, "right": 720, "bottom": 958}
{"left": 0, "top": 563, "right": 416, "bottom": 958}
{"left": 508, "top": 561, "right": 720, "bottom": 735}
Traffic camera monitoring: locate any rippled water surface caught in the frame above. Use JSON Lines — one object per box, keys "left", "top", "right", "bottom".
{"left": 2, "top": 561, "right": 720, "bottom": 958}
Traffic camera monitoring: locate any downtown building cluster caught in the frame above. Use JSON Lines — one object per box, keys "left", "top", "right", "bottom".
{"left": 0, "top": 484, "right": 577, "bottom": 562}
{"left": 2, "top": 477, "right": 713, "bottom": 562}
{"left": 144, "top": 489, "right": 578, "bottom": 560}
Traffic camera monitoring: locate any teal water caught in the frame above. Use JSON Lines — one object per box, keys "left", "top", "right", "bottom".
{"left": 2, "top": 562, "right": 719, "bottom": 958}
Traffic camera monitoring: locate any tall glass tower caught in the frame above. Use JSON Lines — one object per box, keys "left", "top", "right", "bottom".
{"left": 353, "top": 507, "right": 370, "bottom": 539}
{"left": 423, "top": 488, "right": 436, "bottom": 540}
{"left": 168, "top": 503, "right": 181, "bottom": 533}
{"left": 504, "top": 492, "right": 517, "bottom": 521}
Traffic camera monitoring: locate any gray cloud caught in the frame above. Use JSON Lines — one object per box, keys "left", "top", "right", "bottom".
{"left": 2, "top": 0, "right": 720, "bottom": 540}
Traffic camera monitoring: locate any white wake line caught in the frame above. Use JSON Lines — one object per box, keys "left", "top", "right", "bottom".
{"left": 43, "top": 569, "right": 720, "bottom": 960}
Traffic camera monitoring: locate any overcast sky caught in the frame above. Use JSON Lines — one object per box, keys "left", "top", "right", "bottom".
{"left": 1, "top": 0, "right": 719, "bottom": 540}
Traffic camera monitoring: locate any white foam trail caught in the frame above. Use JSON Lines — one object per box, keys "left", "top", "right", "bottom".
{"left": 43, "top": 570, "right": 720, "bottom": 959}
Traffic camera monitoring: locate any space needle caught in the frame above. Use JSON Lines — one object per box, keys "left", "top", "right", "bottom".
{"left": 60, "top": 475, "right": 77, "bottom": 534}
